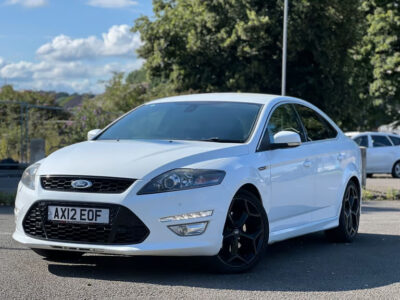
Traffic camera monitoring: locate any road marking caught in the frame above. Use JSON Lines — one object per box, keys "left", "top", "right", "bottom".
{"left": 0, "top": 232, "right": 11, "bottom": 235}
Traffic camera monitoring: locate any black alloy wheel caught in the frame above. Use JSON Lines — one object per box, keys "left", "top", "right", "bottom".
{"left": 325, "top": 181, "right": 360, "bottom": 243}
{"left": 210, "top": 190, "right": 268, "bottom": 273}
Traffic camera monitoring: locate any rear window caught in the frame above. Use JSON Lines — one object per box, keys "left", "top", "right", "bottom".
{"left": 371, "top": 135, "right": 392, "bottom": 147}
{"left": 389, "top": 135, "right": 400, "bottom": 146}
{"left": 294, "top": 104, "right": 337, "bottom": 141}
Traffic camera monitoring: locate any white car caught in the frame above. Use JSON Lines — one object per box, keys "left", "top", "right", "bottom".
{"left": 13, "top": 93, "right": 361, "bottom": 273}
{"left": 346, "top": 131, "right": 400, "bottom": 178}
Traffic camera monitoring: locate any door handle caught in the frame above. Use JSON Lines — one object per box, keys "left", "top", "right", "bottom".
{"left": 303, "top": 159, "right": 312, "bottom": 168}
{"left": 337, "top": 153, "right": 345, "bottom": 161}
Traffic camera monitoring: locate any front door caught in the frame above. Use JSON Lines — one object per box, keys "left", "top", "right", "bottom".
{"left": 258, "top": 104, "right": 314, "bottom": 236}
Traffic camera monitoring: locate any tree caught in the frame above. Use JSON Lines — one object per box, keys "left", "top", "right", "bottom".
{"left": 133, "top": 0, "right": 363, "bottom": 129}
{"left": 354, "top": 0, "right": 400, "bottom": 129}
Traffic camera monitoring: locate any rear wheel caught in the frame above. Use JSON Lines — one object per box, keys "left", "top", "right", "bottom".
{"left": 392, "top": 161, "right": 400, "bottom": 178}
{"left": 32, "top": 248, "right": 83, "bottom": 261}
{"left": 210, "top": 190, "right": 268, "bottom": 273}
{"left": 325, "top": 181, "right": 360, "bottom": 243}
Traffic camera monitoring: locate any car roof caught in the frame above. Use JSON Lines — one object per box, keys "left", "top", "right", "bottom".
{"left": 346, "top": 131, "right": 400, "bottom": 137}
{"left": 147, "top": 93, "right": 281, "bottom": 105}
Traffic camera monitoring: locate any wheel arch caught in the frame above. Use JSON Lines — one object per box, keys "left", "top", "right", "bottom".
{"left": 392, "top": 159, "right": 400, "bottom": 177}
{"left": 235, "top": 183, "right": 263, "bottom": 203}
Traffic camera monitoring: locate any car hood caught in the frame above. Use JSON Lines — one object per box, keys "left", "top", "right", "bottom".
{"left": 38, "top": 140, "right": 249, "bottom": 179}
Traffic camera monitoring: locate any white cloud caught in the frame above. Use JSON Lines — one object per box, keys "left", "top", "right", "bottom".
{"left": 0, "top": 24, "right": 144, "bottom": 93}
{"left": 37, "top": 25, "right": 142, "bottom": 61}
{"left": 0, "top": 59, "right": 144, "bottom": 93}
{"left": 87, "top": 0, "right": 138, "bottom": 8}
{"left": 5, "top": 0, "right": 47, "bottom": 8}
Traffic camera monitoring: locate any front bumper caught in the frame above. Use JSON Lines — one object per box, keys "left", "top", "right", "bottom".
{"left": 13, "top": 180, "right": 231, "bottom": 256}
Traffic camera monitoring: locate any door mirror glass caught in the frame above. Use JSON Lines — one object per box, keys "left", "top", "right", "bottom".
{"left": 270, "top": 131, "right": 301, "bottom": 149}
{"left": 87, "top": 129, "right": 102, "bottom": 141}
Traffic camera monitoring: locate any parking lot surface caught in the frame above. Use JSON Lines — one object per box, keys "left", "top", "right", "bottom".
{"left": 367, "top": 175, "right": 400, "bottom": 194}
{"left": 1, "top": 200, "right": 400, "bottom": 299}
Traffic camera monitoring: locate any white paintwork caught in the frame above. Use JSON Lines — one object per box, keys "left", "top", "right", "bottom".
{"left": 87, "top": 129, "right": 102, "bottom": 140}
{"left": 13, "top": 93, "right": 361, "bottom": 256}
{"left": 273, "top": 131, "right": 301, "bottom": 145}
{"left": 347, "top": 131, "right": 400, "bottom": 175}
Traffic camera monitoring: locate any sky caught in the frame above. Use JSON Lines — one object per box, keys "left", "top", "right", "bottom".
{"left": 0, "top": 0, "right": 153, "bottom": 94}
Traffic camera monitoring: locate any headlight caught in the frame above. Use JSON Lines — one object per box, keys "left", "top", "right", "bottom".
{"left": 21, "top": 163, "right": 40, "bottom": 190}
{"left": 138, "top": 169, "right": 225, "bottom": 195}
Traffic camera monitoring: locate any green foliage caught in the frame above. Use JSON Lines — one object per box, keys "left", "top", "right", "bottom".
{"left": 96, "top": 72, "right": 149, "bottom": 114}
{"left": 354, "top": 0, "right": 400, "bottom": 128}
{"left": 1, "top": 0, "right": 399, "bottom": 161}
{"left": 133, "top": 0, "right": 363, "bottom": 129}
{"left": 126, "top": 68, "right": 147, "bottom": 84}
{"left": 0, "top": 192, "right": 16, "bottom": 206}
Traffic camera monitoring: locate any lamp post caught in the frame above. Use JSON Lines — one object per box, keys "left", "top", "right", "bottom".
{"left": 281, "top": 0, "right": 289, "bottom": 96}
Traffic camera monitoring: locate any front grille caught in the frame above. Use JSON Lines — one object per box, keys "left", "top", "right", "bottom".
{"left": 23, "top": 201, "right": 150, "bottom": 245}
{"left": 40, "top": 176, "right": 135, "bottom": 193}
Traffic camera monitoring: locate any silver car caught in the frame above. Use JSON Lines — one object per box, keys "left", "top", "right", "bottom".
{"left": 346, "top": 132, "right": 400, "bottom": 178}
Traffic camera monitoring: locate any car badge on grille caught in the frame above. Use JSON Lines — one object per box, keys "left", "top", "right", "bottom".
{"left": 71, "top": 179, "right": 93, "bottom": 189}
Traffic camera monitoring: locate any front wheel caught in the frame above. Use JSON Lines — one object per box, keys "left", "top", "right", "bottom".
{"left": 392, "top": 161, "right": 400, "bottom": 178}
{"left": 325, "top": 181, "right": 360, "bottom": 243}
{"left": 209, "top": 190, "right": 268, "bottom": 273}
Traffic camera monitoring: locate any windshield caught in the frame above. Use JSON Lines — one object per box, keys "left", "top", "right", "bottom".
{"left": 97, "top": 101, "right": 262, "bottom": 143}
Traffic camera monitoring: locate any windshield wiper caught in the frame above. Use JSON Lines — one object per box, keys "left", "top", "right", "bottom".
{"left": 199, "top": 137, "right": 243, "bottom": 143}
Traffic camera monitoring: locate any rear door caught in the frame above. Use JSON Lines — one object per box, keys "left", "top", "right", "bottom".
{"left": 368, "top": 135, "right": 395, "bottom": 173}
{"left": 293, "top": 104, "right": 342, "bottom": 222}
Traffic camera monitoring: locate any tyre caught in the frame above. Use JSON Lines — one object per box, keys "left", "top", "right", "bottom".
{"left": 366, "top": 173, "right": 373, "bottom": 178}
{"left": 392, "top": 161, "right": 400, "bottom": 178}
{"left": 209, "top": 190, "right": 269, "bottom": 273}
{"left": 325, "top": 181, "right": 360, "bottom": 243}
{"left": 32, "top": 248, "right": 84, "bottom": 261}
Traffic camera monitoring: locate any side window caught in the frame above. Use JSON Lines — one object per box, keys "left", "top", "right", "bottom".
{"left": 259, "top": 104, "right": 306, "bottom": 150}
{"left": 354, "top": 135, "right": 369, "bottom": 147}
{"left": 294, "top": 104, "right": 338, "bottom": 141}
{"left": 389, "top": 135, "right": 400, "bottom": 146}
{"left": 371, "top": 135, "right": 392, "bottom": 147}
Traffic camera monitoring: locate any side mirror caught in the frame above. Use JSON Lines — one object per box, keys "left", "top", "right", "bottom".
{"left": 87, "top": 129, "right": 102, "bottom": 141}
{"left": 270, "top": 131, "right": 301, "bottom": 149}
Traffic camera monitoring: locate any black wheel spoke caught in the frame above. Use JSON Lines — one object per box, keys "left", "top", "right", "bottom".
{"left": 343, "top": 184, "right": 360, "bottom": 237}
{"left": 235, "top": 211, "right": 248, "bottom": 228}
{"left": 219, "top": 196, "right": 265, "bottom": 268}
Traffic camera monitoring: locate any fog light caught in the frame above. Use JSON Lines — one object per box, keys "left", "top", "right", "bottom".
{"left": 168, "top": 222, "right": 208, "bottom": 236}
{"left": 160, "top": 210, "right": 213, "bottom": 223}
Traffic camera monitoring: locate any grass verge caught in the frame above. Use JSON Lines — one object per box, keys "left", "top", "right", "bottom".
{"left": 363, "top": 188, "right": 400, "bottom": 201}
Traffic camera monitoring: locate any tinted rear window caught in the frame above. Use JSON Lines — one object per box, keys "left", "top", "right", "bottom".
{"left": 371, "top": 135, "right": 392, "bottom": 147}
{"left": 294, "top": 104, "right": 337, "bottom": 141}
{"left": 389, "top": 135, "right": 400, "bottom": 146}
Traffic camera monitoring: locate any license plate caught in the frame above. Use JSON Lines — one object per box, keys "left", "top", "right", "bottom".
{"left": 48, "top": 206, "right": 109, "bottom": 224}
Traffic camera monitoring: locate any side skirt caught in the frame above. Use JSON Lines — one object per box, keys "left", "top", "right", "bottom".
{"left": 268, "top": 216, "right": 338, "bottom": 244}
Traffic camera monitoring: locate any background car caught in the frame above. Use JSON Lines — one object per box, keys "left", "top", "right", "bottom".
{"left": 13, "top": 93, "right": 362, "bottom": 273}
{"left": 346, "top": 132, "right": 400, "bottom": 178}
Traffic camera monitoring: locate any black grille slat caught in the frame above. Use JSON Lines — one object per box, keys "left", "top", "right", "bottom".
{"left": 40, "top": 176, "right": 135, "bottom": 193}
{"left": 23, "top": 201, "right": 149, "bottom": 245}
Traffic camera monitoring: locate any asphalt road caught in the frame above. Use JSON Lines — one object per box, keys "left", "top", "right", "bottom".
{"left": 1, "top": 201, "right": 400, "bottom": 299}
